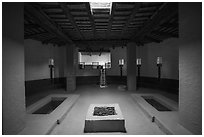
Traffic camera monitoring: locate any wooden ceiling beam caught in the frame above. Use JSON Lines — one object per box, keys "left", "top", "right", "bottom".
{"left": 151, "top": 30, "right": 179, "bottom": 38}
{"left": 160, "top": 22, "right": 178, "bottom": 28}
{"left": 24, "top": 24, "right": 41, "bottom": 29}
{"left": 107, "top": 2, "right": 116, "bottom": 39}
{"left": 42, "top": 37, "right": 57, "bottom": 44}
{"left": 74, "top": 39, "right": 129, "bottom": 43}
{"left": 24, "top": 32, "right": 48, "bottom": 39}
{"left": 145, "top": 36, "right": 162, "bottom": 43}
{"left": 122, "top": 3, "right": 142, "bottom": 33}
{"left": 59, "top": 2, "right": 85, "bottom": 40}
{"left": 78, "top": 49, "right": 110, "bottom": 52}
{"left": 74, "top": 39, "right": 129, "bottom": 47}
{"left": 24, "top": 3, "right": 74, "bottom": 44}
{"left": 132, "top": 3, "right": 178, "bottom": 40}
{"left": 85, "top": 2, "right": 96, "bottom": 39}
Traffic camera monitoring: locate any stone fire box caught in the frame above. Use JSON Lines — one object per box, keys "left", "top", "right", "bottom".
{"left": 84, "top": 103, "right": 126, "bottom": 133}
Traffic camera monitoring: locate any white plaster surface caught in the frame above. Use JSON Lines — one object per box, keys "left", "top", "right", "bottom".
{"left": 24, "top": 39, "right": 66, "bottom": 81}
{"left": 131, "top": 93, "right": 192, "bottom": 135}
{"left": 19, "top": 94, "right": 79, "bottom": 135}
{"left": 76, "top": 47, "right": 127, "bottom": 76}
{"left": 79, "top": 52, "right": 111, "bottom": 66}
{"left": 136, "top": 38, "right": 179, "bottom": 80}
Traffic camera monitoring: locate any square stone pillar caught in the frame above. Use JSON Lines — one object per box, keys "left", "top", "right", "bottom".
{"left": 179, "top": 3, "right": 202, "bottom": 134}
{"left": 66, "top": 44, "right": 76, "bottom": 91}
{"left": 2, "top": 3, "right": 25, "bottom": 134}
{"left": 127, "top": 42, "right": 137, "bottom": 91}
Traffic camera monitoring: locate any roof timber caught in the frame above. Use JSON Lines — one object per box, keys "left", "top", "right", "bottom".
{"left": 145, "top": 36, "right": 162, "bottom": 43}
{"left": 122, "top": 3, "right": 142, "bottom": 33}
{"left": 107, "top": 2, "right": 116, "bottom": 39}
{"left": 160, "top": 22, "right": 178, "bottom": 28}
{"left": 59, "top": 2, "right": 85, "bottom": 40}
{"left": 132, "top": 3, "right": 178, "bottom": 41}
{"left": 151, "top": 30, "right": 179, "bottom": 38}
{"left": 24, "top": 24, "right": 41, "bottom": 29}
{"left": 42, "top": 37, "right": 57, "bottom": 44}
{"left": 85, "top": 2, "right": 96, "bottom": 39}
{"left": 24, "top": 2, "right": 178, "bottom": 46}
{"left": 74, "top": 39, "right": 129, "bottom": 47}
{"left": 25, "top": 3, "right": 74, "bottom": 44}
{"left": 24, "top": 32, "right": 49, "bottom": 39}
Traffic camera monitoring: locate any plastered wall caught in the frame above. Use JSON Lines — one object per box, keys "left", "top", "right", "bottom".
{"left": 107, "top": 47, "right": 127, "bottom": 76}
{"left": 24, "top": 39, "right": 66, "bottom": 81}
{"left": 79, "top": 52, "right": 111, "bottom": 66}
{"left": 136, "top": 38, "right": 179, "bottom": 80}
{"left": 25, "top": 42, "right": 127, "bottom": 78}
{"left": 2, "top": 3, "right": 25, "bottom": 134}
{"left": 76, "top": 46, "right": 127, "bottom": 76}
{"left": 178, "top": 3, "right": 202, "bottom": 134}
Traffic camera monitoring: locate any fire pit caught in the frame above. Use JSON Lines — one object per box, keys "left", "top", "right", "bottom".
{"left": 93, "top": 107, "right": 117, "bottom": 116}
{"left": 84, "top": 104, "right": 126, "bottom": 133}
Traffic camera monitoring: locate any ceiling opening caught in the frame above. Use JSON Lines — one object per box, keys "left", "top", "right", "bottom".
{"left": 89, "top": 2, "right": 112, "bottom": 15}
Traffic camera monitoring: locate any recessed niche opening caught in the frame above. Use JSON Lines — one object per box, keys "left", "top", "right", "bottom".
{"left": 32, "top": 97, "right": 67, "bottom": 114}
{"left": 142, "top": 96, "right": 173, "bottom": 111}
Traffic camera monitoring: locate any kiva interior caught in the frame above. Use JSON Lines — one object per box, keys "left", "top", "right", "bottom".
{"left": 2, "top": 2, "right": 202, "bottom": 135}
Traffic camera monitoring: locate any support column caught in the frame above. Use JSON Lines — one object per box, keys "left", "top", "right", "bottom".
{"left": 127, "top": 42, "right": 137, "bottom": 91}
{"left": 179, "top": 3, "right": 202, "bottom": 134}
{"left": 2, "top": 3, "right": 25, "bottom": 134}
{"left": 66, "top": 44, "right": 76, "bottom": 91}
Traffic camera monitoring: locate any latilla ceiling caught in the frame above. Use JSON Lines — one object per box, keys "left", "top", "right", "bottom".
{"left": 24, "top": 2, "right": 178, "bottom": 50}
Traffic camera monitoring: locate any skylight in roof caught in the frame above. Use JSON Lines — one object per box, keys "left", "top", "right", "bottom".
{"left": 90, "top": 2, "right": 112, "bottom": 14}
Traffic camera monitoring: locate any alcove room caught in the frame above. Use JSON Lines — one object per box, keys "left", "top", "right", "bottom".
{"left": 2, "top": 2, "right": 202, "bottom": 135}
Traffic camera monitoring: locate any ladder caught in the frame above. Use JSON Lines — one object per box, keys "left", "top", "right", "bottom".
{"left": 100, "top": 68, "right": 107, "bottom": 88}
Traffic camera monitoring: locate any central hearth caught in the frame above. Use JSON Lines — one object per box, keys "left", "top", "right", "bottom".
{"left": 84, "top": 104, "right": 126, "bottom": 133}
{"left": 93, "top": 107, "right": 117, "bottom": 116}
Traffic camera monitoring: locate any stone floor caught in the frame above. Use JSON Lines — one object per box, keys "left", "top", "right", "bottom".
{"left": 26, "top": 84, "right": 179, "bottom": 135}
